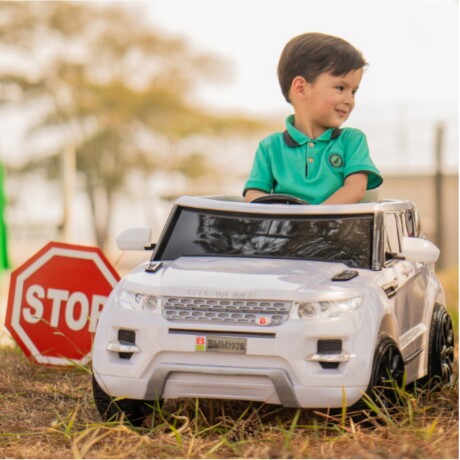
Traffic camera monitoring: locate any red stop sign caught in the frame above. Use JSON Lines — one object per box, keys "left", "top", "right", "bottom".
{"left": 6, "top": 242, "right": 120, "bottom": 366}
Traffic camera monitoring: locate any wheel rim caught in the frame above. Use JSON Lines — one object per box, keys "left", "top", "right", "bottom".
{"left": 372, "top": 339, "right": 404, "bottom": 407}
{"left": 438, "top": 311, "right": 455, "bottom": 384}
{"left": 376, "top": 345, "right": 404, "bottom": 386}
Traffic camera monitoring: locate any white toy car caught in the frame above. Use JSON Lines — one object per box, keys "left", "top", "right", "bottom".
{"left": 92, "top": 194, "right": 454, "bottom": 425}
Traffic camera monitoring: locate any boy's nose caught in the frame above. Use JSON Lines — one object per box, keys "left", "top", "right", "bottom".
{"left": 342, "top": 99, "right": 354, "bottom": 111}
{"left": 344, "top": 91, "right": 354, "bottom": 105}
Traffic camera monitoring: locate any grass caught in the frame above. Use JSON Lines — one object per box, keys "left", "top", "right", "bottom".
{"left": 0, "top": 344, "right": 457, "bottom": 459}
{"left": 0, "top": 266, "right": 457, "bottom": 459}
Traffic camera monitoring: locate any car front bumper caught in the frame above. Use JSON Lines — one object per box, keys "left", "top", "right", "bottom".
{"left": 94, "top": 361, "right": 367, "bottom": 408}
{"left": 93, "top": 300, "right": 379, "bottom": 408}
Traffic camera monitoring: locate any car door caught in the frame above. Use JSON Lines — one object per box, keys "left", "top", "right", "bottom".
{"left": 383, "top": 210, "right": 428, "bottom": 378}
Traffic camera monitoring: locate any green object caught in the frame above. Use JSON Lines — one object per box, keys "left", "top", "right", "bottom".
{"left": 0, "top": 162, "right": 9, "bottom": 271}
{"left": 243, "top": 115, "right": 383, "bottom": 204}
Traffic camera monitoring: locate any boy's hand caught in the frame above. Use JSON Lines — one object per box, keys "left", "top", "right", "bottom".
{"left": 245, "top": 190, "right": 268, "bottom": 203}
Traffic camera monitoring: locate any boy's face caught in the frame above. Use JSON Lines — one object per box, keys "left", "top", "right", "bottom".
{"left": 295, "top": 68, "right": 363, "bottom": 131}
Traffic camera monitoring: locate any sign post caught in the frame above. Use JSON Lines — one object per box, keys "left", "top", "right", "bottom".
{"left": 6, "top": 242, "right": 120, "bottom": 366}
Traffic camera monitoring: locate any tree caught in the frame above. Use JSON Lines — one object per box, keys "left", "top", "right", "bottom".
{"left": 0, "top": 1, "right": 267, "bottom": 248}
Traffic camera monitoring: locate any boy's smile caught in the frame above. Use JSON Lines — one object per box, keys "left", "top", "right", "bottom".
{"left": 291, "top": 68, "right": 363, "bottom": 138}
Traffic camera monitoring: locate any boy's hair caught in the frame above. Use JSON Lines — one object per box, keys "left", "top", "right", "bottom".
{"left": 278, "top": 32, "right": 367, "bottom": 103}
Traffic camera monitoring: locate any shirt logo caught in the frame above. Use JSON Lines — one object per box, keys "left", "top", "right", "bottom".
{"left": 329, "top": 153, "right": 343, "bottom": 168}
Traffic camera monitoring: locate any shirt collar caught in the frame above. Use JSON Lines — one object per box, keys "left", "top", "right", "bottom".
{"left": 284, "top": 114, "right": 341, "bottom": 146}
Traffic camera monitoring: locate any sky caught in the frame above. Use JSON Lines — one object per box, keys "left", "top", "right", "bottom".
{"left": 144, "top": 0, "right": 458, "bottom": 114}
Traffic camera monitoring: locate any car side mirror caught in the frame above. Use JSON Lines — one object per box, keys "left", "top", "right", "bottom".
{"left": 401, "top": 236, "right": 439, "bottom": 263}
{"left": 116, "top": 227, "right": 155, "bottom": 251}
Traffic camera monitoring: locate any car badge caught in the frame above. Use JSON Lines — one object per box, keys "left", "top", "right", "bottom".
{"left": 255, "top": 316, "right": 272, "bottom": 326}
{"left": 195, "top": 336, "right": 206, "bottom": 351}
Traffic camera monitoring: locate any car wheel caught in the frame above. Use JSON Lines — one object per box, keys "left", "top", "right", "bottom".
{"left": 366, "top": 335, "right": 405, "bottom": 409}
{"left": 426, "top": 304, "right": 455, "bottom": 388}
{"left": 92, "top": 374, "right": 160, "bottom": 427}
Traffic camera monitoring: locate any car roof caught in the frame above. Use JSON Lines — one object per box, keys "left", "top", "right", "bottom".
{"left": 175, "top": 195, "right": 415, "bottom": 216}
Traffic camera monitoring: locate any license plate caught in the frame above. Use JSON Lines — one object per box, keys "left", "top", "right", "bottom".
{"left": 195, "top": 336, "right": 247, "bottom": 354}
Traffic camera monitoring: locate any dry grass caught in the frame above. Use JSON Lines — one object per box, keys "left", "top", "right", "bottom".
{"left": 0, "top": 266, "right": 458, "bottom": 459}
{"left": 0, "top": 344, "right": 457, "bottom": 459}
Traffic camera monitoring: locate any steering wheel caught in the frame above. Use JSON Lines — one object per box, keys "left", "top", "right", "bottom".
{"left": 251, "top": 194, "right": 309, "bottom": 205}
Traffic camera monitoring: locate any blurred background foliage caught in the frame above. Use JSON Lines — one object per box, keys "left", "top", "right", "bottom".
{"left": 0, "top": 1, "right": 269, "bottom": 249}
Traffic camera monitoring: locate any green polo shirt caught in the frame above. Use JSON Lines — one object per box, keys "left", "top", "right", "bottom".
{"left": 243, "top": 115, "right": 383, "bottom": 204}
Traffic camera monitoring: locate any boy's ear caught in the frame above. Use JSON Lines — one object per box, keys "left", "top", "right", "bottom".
{"left": 291, "top": 76, "right": 310, "bottom": 100}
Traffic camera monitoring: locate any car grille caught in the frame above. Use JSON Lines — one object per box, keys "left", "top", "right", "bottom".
{"left": 162, "top": 297, "right": 292, "bottom": 326}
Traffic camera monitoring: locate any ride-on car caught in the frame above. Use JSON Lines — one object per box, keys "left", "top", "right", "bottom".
{"left": 92, "top": 194, "right": 455, "bottom": 425}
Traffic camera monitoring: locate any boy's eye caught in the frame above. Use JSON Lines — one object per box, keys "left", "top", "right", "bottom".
{"left": 336, "top": 86, "right": 345, "bottom": 92}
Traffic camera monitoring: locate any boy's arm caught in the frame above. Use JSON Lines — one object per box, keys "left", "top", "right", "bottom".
{"left": 244, "top": 189, "right": 268, "bottom": 202}
{"left": 243, "top": 141, "right": 274, "bottom": 202}
{"left": 322, "top": 173, "right": 367, "bottom": 205}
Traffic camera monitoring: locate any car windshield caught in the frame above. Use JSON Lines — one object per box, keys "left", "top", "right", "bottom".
{"left": 154, "top": 207, "right": 374, "bottom": 268}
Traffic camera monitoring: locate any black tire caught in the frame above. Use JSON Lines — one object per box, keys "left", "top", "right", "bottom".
{"left": 425, "top": 304, "right": 455, "bottom": 388}
{"left": 92, "top": 374, "right": 159, "bottom": 427}
{"left": 350, "top": 335, "right": 405, "bottom": 413}
{"left": 367, "top": 335, "right": 405, "bottom": 406}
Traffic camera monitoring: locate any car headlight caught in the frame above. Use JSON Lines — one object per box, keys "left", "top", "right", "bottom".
{"left": 116, "top": 289, "right": 159, "bottom": 312}
{"left": 296, "top": 296, "right": 362, "bottom": 319}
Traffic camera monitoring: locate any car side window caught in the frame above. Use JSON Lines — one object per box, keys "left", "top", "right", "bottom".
{"left": 404, "top": 210, "right": 416, "bottom": 237}
{"left": 385, "top": 212, "right": 401, "bottom": 256}
{"left": 397, "top": 212, "right": 407, "bottom": 238}
{"left": 413, "top": 209, "right": 423, "bottom": 237}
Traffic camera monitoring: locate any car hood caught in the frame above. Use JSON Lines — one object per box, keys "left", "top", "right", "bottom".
{"left": 122, "top": 257, "right": 366, "bottom": 301}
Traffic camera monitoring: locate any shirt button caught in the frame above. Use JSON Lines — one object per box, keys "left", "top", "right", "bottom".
{"left": 308, "top": 142, "right": 315, "bottom": 148}
{"left": 308, "top": 158, "right": 314, "bottom": 163}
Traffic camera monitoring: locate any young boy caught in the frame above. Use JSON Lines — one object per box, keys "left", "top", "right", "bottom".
{"left": 244, "top": 32, "right": 382, "bottom": 204}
